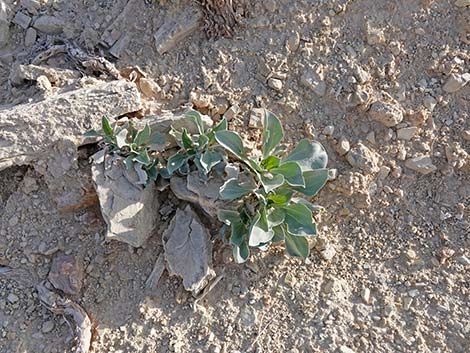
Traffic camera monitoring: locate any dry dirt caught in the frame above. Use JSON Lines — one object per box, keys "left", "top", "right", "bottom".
{"left": 1, "top": 0, "right": 469, "bottom": 352}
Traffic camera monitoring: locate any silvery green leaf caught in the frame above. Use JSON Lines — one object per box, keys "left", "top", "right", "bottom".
{"left": 233, "top": 240, "right": 250, "bottom": 263}
{"left": 134, "top": 123, "right": 151, "bottom": 146}
{"left": 134, "top": 149, "right": 151, "bottom": 165}
{"left": 214, "top": 130, "right": 246, "bottom": 159}
{"left": 272, "top": 225, "right": 285, "bottom": 243}
{"left": 282, "top": 139, "right": 328, "bottom": 171}
{"left": 291, "top": 169, "right": 328, "bottom": 197}
{"left": 285, "top": 232, "right": 309, "bottom": 259}
{"left": 198, "top": 134, "right": 209, "bottom": 149}
{"left": 167, "top": 153, "right": 188, "bottom": 175}
{"left": 291, "top": 197, "right": 324, "bottom": 212}
{"left": 186, "top": 110, "right": 205, "bottom": 134}
{"left": 213, "top": 117, "right": 227, "bottom": 132}
{"left": 260, "top": 173, "right": 284, "bottom": 193}
{"left": 262, "top": 110, "right": 284, "bottom": 159}
{"left": 271, "top": 161, "right": 305, "bottom": 187}
{"left": 267, "top": 208, "right": 285, "bottom": 227}
{"left": 248, "top": 212, "right": 274, "bottom": 247}
{"left": 115, "top": 129, "right": 128, "bottom": 148}
{"left": 282, "top": 203, "right": 316, "bottom": 236}
{"left": 200, "top": 150, "right": 223, "bottom": 174}
{"left": 219, "top": 178, "right": 256, "bottom": 200}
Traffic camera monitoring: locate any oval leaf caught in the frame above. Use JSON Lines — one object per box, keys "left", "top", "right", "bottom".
{"left": 260, "top": 173, "right": 284, "bottom": 193}
{"left": 271, "top": 161, "right": 305, "bottom": 187}
{"left": 285, "top": 232, "right": 310, "bottom": 259}
{"left": 233, "top": 241, "right": 250, "bottom": 263}
{"left": 134, "top": 124, "right": 151, "bottom": 146}
{"left": 215, "top": 131, "right": 246, "bottom": 159}
{"left": 200, "top": 150, "right": 224, "bottom": 174}
{"left": 219, "top": 178, "right": 255, "bottom": 200}
{"left": 115, "top": 129, "right": 128, "bottom": 148}
{"left": 292, "top": 169, "right": 328, "bottom": 197}
{"left": 186, "top": 110, "right": 205, "bottom": 134}
{"left": 248, "top": 212, "right": 274, "bottom": 247}
{"left": 267, "top": 208, "right": 285, "bottom": 227}
{"left": 167, "top": 153, "right": 188, "bottom": 175}
{"left": 283, "top": 203, "right": 316, "bottom": 236}
{"left": 282, "top": 139, "right": 328, "bottom": 171}
{"left": 102, "top": 117, "right": 113, "bottom": 137}
{"left": 262, "top": 110, "right": 284, "bottom": 158}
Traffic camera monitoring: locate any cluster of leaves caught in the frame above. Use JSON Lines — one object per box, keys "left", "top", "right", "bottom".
{"left": 214, "top": 111, "right": 329, "bottom": 263}
{"left": 88, "top": 110, "right": 329, "bottom": 263}
{"left": 166, "top": 111, "right": 228, "bottom": 177}
{"left": 85, "top": 117, "right": 165, "bottom": 186}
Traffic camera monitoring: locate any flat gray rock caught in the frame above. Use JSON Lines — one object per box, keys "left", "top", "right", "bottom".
{"left": 91, "top": 150, "right": 159, "bottom": 247}
{"left": 163, "top": 205, "right": 214, "bottom": 295}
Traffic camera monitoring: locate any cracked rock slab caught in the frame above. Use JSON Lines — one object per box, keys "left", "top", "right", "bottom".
{"left": 0, "top": 80, "right": 142, "bottom": 172}
{"left": 163, "top": 205, "right": 215, "bottom": 295}
{"left": 91, "top": 150, "right": 159, "bottom": 247}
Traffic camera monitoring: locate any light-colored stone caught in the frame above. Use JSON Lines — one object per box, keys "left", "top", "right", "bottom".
{"left": 12, "top": 11, "right": 31, "bottom": 29}
{"left": 346, "top": 143, "right": 380, "bottom": 173}
{"left": 7, "top": 293, "right": 19, "bottom": 303}
{"left": 319, "top": 243, "right": 336, "bottom": 261}
{"left": 366, "top": 24, "right": 385, "bottom": 45}
{"left": 139, "top": 77, "right": 161, "bottom": 98}
{"left": 442, "top": 73, "right": 469, "bottom": 93}
{"left": 423, "top": 95, "right": 437, "bottom": 112}
{"left": 361, "top": 287, "right": 371, "bottom": 304}
{"left": 286, "top": 31, "right": 300, "bottom": 52}
{"left": 41, "top": 320, "right": 55, "bottom": 334}
{"left": 369, "top": 101, "right": 403, "bottom": 127}
{"left": 455, "top": 0, "right": 470, "bottom": 6}
{"left": 0, "top": 80, "right": 142, "bottom": 172}
{"left": 33, "top": 15, "right": 64, "bottom": 34}
{"left": 377, "top": 165, "right": 390, "bottom": 180}
{"left": 336, "top": 138, "right": 350, "bottom": 156}
{"left": 223, "top": 105, "right": 240, "bottom": 121}
{"left": 300, "top": 71, "right": 326, "bottom": 96}
{"left": 323, "top": 125, "right": 335, "bottom": 136}
{"left": 24, "top": 27, "right": 36, "bottom": 46}
{"left": 268, "top": 77, "right": 283, "bottom": 91}
{"left": 339, "top": 346, "right": 356, "bottom": 353}
{"left": 397, "top": 127, "right": 418, "bottom": 140}
{"left": 405, "top": 156, "right": 437, "bottom": 175}
{"left": 154, "top": 6, "right": 202, "bottom": 54}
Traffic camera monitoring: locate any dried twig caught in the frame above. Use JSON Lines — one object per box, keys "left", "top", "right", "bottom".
{"left": 36, "top": 282, "right": 92, "bottom": 353}
{"left": 193, "top": 271, "right": 225, "bottom": 308}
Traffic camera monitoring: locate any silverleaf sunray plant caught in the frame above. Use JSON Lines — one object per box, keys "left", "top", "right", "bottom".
{"left": 214, "top": 110, "right": 329, "bottom": 263}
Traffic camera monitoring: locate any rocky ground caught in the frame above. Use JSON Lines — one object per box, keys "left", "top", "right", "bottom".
{"left": 1, "top": 0, "right": 469, "bottom": 352}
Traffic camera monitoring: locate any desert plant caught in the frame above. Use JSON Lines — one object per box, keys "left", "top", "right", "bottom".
{"left": 85, "top": 117, "right": 165, "bottom": 185}
{"left": 215, "top": 110, "right": 329, "bottom": 263}
{"left": 166, "top": 110, "right": 228, "bottom": 177}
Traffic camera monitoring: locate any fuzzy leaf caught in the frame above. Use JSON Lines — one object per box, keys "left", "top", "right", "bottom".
{"left": 292, "top": 169, "right": 328, "bottom": 197}
{"left": 272, "top": 225, "right": 285, "bottom": 243}
{"left": 260, "top": 173, "right": 284, "bottom": 193}
{"left": 102, "top": 117, "right": 113, "bottom": 137}
{"left": 213, "top": 118, "right": 227, "bottom": 132}
{"left": 248, "top": 212, "right": 274, "bottom": 247}
{"left": 186, "top": 110, "right": 205, "bottom": 134}
{"left": 283, "top": 203, "right": 316, "bottom": 236}
{"left": 291, "top": 197, "right": 324, "bottom": 212}
{"left": 285, "top": 232, "right": 310, "bottom": 259}
{"left": 200, "top": 150, "right": 224, "bottom": 174}
{"left": 115, "top": 129, "right": 128, "bottom": 149}
{"left": 198, "top": 134, "right": 209, "bottom": 149}
{"left": 150, "top": 131, "right": 165, "bottom": 146}
{"left": 135, "top": 124, "right": 151, "bottom": 146}
{"left": 262, "top": 110, "right": 284, "bottom": 159}
{"left": 134, "top": 149, "right": 151, "bottom": 165}
{"left": 267, "top": 207, "right": 285, "bottom": 227}
{"left": 219, "top": 178, "right": 255, "bottom": 200}
{"left": 271, "top": 161, "right": 305, "bottom": 187}
{"left": 267, "top": 193, "right": 290, "bottom": 206}
{"left": 282, "top": 139, "right": 328, "bottom": 171}
{"left": 167, "top": 153, "right": 188, "bottom": 175}
{"left": 215, "top": 131, "right": 246, "bottom": 159}
{"left": 233, "top": 241, "right": 250, "bottom": 263}
{"left": 146, "top": 165, "right": 159, "bottom": 181}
